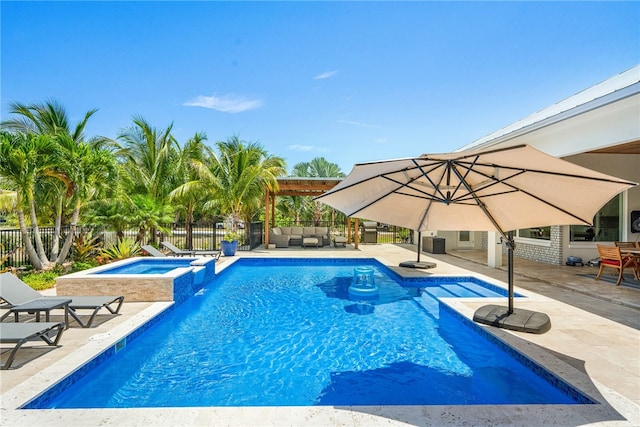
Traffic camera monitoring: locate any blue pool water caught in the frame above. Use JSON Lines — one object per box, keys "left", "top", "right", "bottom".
{"left": 94, "top": 258, "right": 196, "bottom": 275}
{"left": 31, "top": 258, "right": 590, "bottom": 408}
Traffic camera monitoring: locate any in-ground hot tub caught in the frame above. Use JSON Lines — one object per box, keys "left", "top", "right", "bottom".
{"left": 56, "top": 257, "right": 217, "bottom": 303}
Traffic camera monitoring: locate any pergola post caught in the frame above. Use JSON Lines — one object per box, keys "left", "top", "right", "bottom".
{"left": 354, "top": 218, "right": 359, "bottom": 250}
{"left": 264, "top": 190, "right": 271, "bottom": 247}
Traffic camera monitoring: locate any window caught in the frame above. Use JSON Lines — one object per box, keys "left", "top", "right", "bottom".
{"left": 517, "top": 226, "right": 550, "bottom": 240}
{"left": 570, "top": 194, "right": 622, "bottom": 242}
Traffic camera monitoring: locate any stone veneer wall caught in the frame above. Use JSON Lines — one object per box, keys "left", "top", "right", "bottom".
{"left": 57, "top": 276, "right": 175, "bottom": 302}
{"left": 57, "top": 257, "right": 217, "bottom": 303}
{"left": 479, "top": 228, "right": 564, "bottom": 265}
{"left": 511, "top": 226, "right": 563, "bottom": 265}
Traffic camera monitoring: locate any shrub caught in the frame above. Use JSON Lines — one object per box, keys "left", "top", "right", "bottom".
{"left": 101, "top": 237, "right": 141, "bottom": 260}
{"left": 21, "top": 271, "right": 59, "bottom": 291}
{"left": 71, "top": 260, "right": 99, "bottom": 272}
{"left": 72, "top": 229, "right": 103, "bottom": 262}
{"left": 223, "top": 231, "right": 243, "bottom": 242}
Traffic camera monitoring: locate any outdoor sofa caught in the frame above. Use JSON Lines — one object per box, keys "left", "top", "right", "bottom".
{"left": 269, "top": 226, "right": 330, "bottom": 248}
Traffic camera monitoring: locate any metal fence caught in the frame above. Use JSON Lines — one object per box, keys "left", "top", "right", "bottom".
{"left": 0, "top": 221, "right": 264, "bottom": 269}
{"left": 1, "top": 220, "right": 412, "bottom": 269}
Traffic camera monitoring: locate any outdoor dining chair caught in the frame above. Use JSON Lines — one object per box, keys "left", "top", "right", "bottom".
{"left": 595, "top": 244, "right": 639, "bottom": 286}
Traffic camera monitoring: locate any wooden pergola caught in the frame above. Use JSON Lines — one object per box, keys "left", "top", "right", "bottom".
{"left": 264, "top": 177, "right": 361, "bottom": 248}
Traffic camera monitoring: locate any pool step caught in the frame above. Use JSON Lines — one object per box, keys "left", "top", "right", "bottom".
{"left": 441, "top": 284, "right": 487, "bottom": 298}
{"left": 456, "top": 281, "right": 505, "bottom": 298}
{"left": 422, "top": 283, "right": 489, "bottom": 299}
{"left": 415, "top": 293, "right": 441, "bottom": 317}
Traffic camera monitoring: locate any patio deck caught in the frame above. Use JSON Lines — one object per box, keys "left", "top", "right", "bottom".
{"left": 1, "top": 243, "right": 638, "bottom": 426}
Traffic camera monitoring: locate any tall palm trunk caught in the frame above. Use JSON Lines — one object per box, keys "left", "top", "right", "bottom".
{"left": 50, "top": 195, "right": 64, "bottom": 261}
{"left": 16, "top": 209, "right": 44, "bottom": 270}
{"left": 28, "top": 195, "right": 50, "bottom": 267}
{"left": 185, "top": 208, "right": 194, "bottom": 249}
{"left": 56, "top": 204, "right": 80, "bottom": 264}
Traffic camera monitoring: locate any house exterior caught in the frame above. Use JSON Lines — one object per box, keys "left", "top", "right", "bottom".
{"left": 436, "top": 65, "right": 640, "bottom": 266}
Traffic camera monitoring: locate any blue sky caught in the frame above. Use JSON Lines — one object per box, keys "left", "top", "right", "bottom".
{"left": 2, "top": 1, "right": 639, "bottom": 174}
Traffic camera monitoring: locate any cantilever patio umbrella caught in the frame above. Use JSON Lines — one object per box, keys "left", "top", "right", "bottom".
{"left": 315, "top": 144, "right": 637, "bottom": 333}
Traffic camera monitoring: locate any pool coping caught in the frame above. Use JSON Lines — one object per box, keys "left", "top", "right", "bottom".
{"left": 1, "top": 253, "right": 639, "bottom": 426}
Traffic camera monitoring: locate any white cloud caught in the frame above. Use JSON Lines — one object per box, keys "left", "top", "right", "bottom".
{"left": 288, "top": 144, "right": 329, "bottom": 153}
{"left": 337, "top": 119, "right": 380, "bottom": 128}
{"left": 289, "top": 144, "right": 315, "bottom": 151}
{"left": 314, "top": 70, "right": 339, "bottom": 80}
{"left": 183, "top": 93, "right": 263, "bottom": 113}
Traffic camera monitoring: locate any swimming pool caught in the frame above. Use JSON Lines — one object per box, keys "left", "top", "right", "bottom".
{"left": 30, "top": 258, "right": 592, "bottom": 408}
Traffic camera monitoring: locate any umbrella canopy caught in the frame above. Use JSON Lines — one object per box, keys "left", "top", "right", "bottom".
{"left": 316, "top": 144, "right": 637, "bottom": 333}
{"left": 316, "top": 144, "right": 635, "bottom": 236}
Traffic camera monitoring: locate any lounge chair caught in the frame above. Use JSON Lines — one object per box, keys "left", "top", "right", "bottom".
{"left": 142, "top": 245, "right": 167, "bottom": 257}
{"left": 0, "top": 272, "right": 124, "bottom": 328}
{"left": 161, "top": 241, "right": 221, "bottom": 259}
{"left": 0, "top": 322, "right": 65, "bottom": 369}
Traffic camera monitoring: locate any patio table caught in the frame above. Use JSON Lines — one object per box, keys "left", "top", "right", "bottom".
{"left": 5, "top": 298, "right": 71, "bottom": 329}
{"left": 621, "top": 248, "right": 640, "bottom": 280}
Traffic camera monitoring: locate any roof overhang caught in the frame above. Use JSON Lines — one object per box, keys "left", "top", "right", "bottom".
{"left": 457, "top": 65, "right": 640, "bottom": 156}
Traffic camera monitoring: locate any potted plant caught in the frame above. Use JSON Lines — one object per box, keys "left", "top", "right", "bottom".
{"left": 221, "top": 231, "right": 242, "bottom": 256}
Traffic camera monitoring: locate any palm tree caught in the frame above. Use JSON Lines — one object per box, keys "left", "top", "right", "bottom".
{"left": 1, "top": 100, "right": 115, "bottom": 267}
{"left": 302, "top": 157, "right": 345, "bottom": 178}
{"left": 84, "top": 195, "right": 135, "bottom": 241}
{"left": 116, "top": 116, "right": 178, "bottom": 201}
{"left": 1, "top": 99, "right": 98, "bottom": 141}
{"left": 167, "top": 132, "right": 210, "bottom": 249}
{"left": 0, "top": 132, "right": 58, "bottom": 269}
{"left": 115, "top": 116, "right": 180, "bottom": 245}
{"left": 129, "top": 195, "right": 174, "bottom": 244}
{"left": 276, "top": 196, "right": 304, "bottom": 225}
{"left": 203, "top": 136, "right": 286, "bottom": 234}
{"left": 52, "top": 134, "right": 118, "bottom": 263}
{"left": 290, "top": 157, "right": 345, "bottom": 225}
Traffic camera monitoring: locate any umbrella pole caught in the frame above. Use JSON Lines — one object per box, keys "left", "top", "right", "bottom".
{"left": 474, "top": 229, "right": 550, "bottom": 334}
{"left": 506, "top": 231, "right": 515, "bottom": 314}
{"left": 417, "top": 231, "right": 421, "bottom": 262}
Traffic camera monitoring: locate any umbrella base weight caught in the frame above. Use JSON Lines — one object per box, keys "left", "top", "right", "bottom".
{"left": 473, "top": 304, "right": 551, "bottom": 334}
{"left": 399, "top": 261, "right": 436, "bottom": 269}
